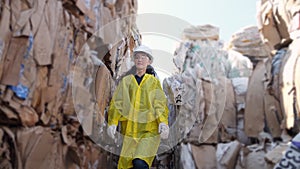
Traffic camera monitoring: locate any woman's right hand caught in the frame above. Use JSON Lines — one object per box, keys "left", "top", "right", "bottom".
{"left": 158, "top": 123, "right": 169, "bottom": 139}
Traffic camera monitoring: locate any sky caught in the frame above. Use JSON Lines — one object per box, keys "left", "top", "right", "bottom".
{"left": 137, "top": 0, "right": 258, "bottom": 42}
{"left": 136, "top": 0, "right": 258, "bottom": 79}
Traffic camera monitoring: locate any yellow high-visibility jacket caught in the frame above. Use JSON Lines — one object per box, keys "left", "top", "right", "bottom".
{"left": 108, "top": 74, "right": 169, "bottom": 169}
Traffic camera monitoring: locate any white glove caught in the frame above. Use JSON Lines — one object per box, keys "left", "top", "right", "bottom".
{"left": 158, "top": 123, "right": 169, "bottom": 139}
{"left": 107, "top": 125, "right": 117, "bottom": 139}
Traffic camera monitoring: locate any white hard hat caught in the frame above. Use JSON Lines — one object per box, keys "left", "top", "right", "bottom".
{"left": 133, "top": 45, "right": 153, "bottom": 62}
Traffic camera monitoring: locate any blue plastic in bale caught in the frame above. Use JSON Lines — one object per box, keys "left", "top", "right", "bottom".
{"left": 8, "top": 84, "right": 29, "bottom": 100}
{"left": 8, "top": 34, "right": 33, "bottom": 100}
{"left": 8, "top": 63, "right": 29, "bottom": 99}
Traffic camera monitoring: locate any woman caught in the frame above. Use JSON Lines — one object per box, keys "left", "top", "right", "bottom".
{"left": 107, "top": 45, "right": 169, "bottom": 169}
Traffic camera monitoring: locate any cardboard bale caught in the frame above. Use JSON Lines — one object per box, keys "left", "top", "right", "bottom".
{"left": 10, "top": 0, "right": 22, "bottom": 36}
{"left": 43, "top": 86, "right": 66, "bottom": 125}
{"left": 244, "top": 61, "right": 265, "bottom": 137}
{"left": 0, "top": 0, "right": 138, "bottom": 167}
{"left": 0, "top": 0, "right": 11, "bottom": 41}
{"left": 272, "top": 0, "right": 290, "bottom": 43}
{"left": 256, "top": 0, "right": 282, "bottom": 51}
{"left": 175, "top": 42, "right": 235, "bottom": 144}
{"left": 13, "top": 123, "right": 112, "bottom": 169}
{"left": 16, "top": 127, "right": 65, "bottom": 169}
{"left": 33, "top": 13, "right": 52, "bottom": 66}
{"left": 197, "top": 77, "right": 233, "bottom": 143}
{"left": 265, "top": 143, "right": 289, "bottom": 166}
{"left": 294, "top": 41, "right": 300, "bottom": 117}
{"left": 29, "top": 0, "right": 47, "bottom": 35}
{"left": 228, "top": 26, "right": 269, "bottom": 58}
{"left": 246, "top": 148, "right": 272, "bottom": 169}
{"left": 31, "top": 67, "right": 48, "bottom": 116}
{"left": 236, "top": 144, "right": 272, "bottom": 169}
{"left": 230, "top": 26, "right": 262, "bottom": 48}
{"left": 183, "top": 24, "right": 219, "bottom": 41}
{"left": 45, "top": 0, "right": 61, "bottom": 52}
{"left": 99, "top": 3, "right": 116, "bottom": 44}
{"left": 198, "top": 79, "right": 219, "bottom": 144}
{"left": 183, "top": 67, "right": 206, "bottom": 144}
{"left": 11, "top": 1, "right": 33, "bottom": 36}
{"left": 94, "top": 65, "right": 112, "bottom": 123}
{"left": 180, "top": 143, "right": 196, "bottom": 169}
{"left": 0, "top": 37, "right": 28, "bottom": 86}
{"left": 280, "top": 43, "right": 299, "bottom": 129}
{"left": 78, "top": 141, "right": 114, "bottom": 169}
{"left": 221, "top": 77, "right": 237, "bottom": 128}
{"left": 43, "top": 7, "right": 71, "bottom": 123}
{"left": 216, "top": 140, "right": 241, "bottom": 169}
{"left": 169, "top": 66, "right": 205, "bottom": 140}
{"left": 1, "top": 127, "right": 22, "bottom": 169}
{"left": 46, "top": 5, "right": 71, "bottom": 120}
{"left": 219, "top": 78, "right": 237, "bottom": 142}
{"left": 189, "top": 76, "right": 236, "bottom": 143}
{"left": 0, "top": 0, "right": 12, "bottom": 83}
{"left": 191, "top": 144, "right": 217, "bottom": 169}
{"left": 263, "top": 93, "right": 282, "bottom": 138}
{"left": 247, "top": 49, "right": 284, "bottom": 139}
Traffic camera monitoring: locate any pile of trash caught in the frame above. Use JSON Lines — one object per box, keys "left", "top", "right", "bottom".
{"left": 0, "top": 0, "right": 139, "bottom": 168}
{"left": 161, "top": 0, "right": 300, "bottom": 165}
{"left": 159, "top": 24, "right": 251, "bottom": 168}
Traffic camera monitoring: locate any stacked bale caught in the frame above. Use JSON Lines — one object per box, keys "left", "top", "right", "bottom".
{"left": 161, "top": 24, "right": 248, "bottom": 168}
{"left": 0, "top": 0, "right": 139, "bottom": 168}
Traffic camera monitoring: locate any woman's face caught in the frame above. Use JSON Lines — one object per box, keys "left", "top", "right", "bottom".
{"left": 134, "top": 52, "right": 151, "bottom": 70}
